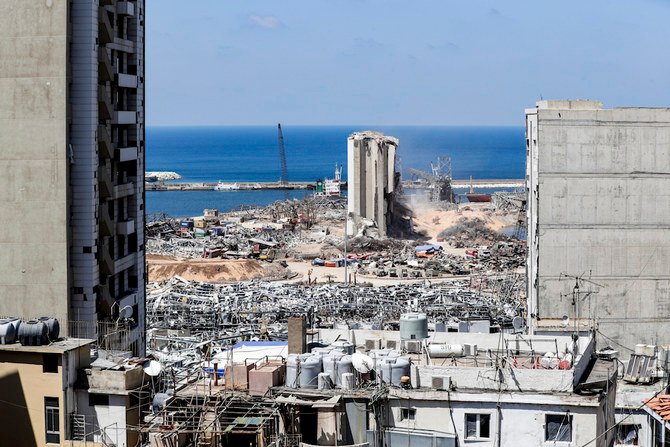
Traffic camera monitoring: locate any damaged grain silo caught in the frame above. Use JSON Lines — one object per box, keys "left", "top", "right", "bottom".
{"left": 347, "top": 131, "right": 400, "bottom": 238}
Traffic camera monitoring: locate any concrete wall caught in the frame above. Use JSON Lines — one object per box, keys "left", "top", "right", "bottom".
{"left": 526, "top": 101, "right": 670, "bottom": 348}
{"left": 0, "top": 1, "right": 70, "bottom": 326}
{"left": 387, "top": 392, "right": 602, "bottom": 447}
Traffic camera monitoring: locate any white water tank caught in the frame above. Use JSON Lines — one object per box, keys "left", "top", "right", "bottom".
{"left": 0, "top": 319, "right": 17, "bottom": 345}
{"left": 323, "top": 351, "right": 345, "bottom": 383}
{"left": 341, "top": 373, "right": 355, "bottom": 390}
{"left": 299, "top": 356, "right": 322, "bottom": 389}
{"left": 428, "top": 344, "right": 465, "bottom": 358}
{"left": 379, "top": 357, "right": 411, "bottom": 386}
{"left": 286, "top": 353, "right": 311, "bottom": 388}
{"left": 336, "top": 355, "right": 354, "bottom": 386}
{"left": 330, "top": 340, "right": 355, "bottom": 355}
{"left": 400, "top": 313, "right": 428, "bottom": 340}
{"left": 318, "top": 372, "right": 333, "bottom": 390}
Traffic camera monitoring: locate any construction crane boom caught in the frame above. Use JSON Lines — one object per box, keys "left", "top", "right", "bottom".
{"left": 277, "top": 124, "right": 289, "bottom": 186}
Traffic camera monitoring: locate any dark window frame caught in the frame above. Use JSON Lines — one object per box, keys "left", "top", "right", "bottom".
{"left": 545, "top": 413, "right": 573, "bottom": 443}
{"left": 43, "top": 354, "right": 59, "bottom": 373}
{"left": 400, "top": 407, "right": 416, "bottom": 421}
{"left": 465, "top": 413, "right": 491, "bottom": 439}
{"left": 44, "top": 396, "right": 60, "bottom": 444}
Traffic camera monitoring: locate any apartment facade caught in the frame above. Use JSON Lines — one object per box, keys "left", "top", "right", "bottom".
{"left": 526, "top": 100, "right": 670, "bottom": 349}
{"left": 0, "top": 0, "right": 146, "bottom": 354}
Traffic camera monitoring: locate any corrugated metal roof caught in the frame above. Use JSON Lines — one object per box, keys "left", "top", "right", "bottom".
{"left": 643, "top": 395, "right": 670, "bottom": 421}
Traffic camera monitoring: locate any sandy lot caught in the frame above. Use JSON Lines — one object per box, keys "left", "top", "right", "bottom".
{"left": 147, "top": 254, "right": 272, "bottom": 283}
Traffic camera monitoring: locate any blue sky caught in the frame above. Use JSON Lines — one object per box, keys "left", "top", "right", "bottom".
{"left": 146, "top": 1, "right": 670, "bottom": 126}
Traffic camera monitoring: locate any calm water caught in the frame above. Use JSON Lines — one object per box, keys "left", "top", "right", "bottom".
{"left": 146, "top": 126, "right": 525, "bottom": 217}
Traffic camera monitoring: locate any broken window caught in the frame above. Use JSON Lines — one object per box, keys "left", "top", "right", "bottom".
{"left": 545, "top": 413, "right": 572, "bottom": 443}
{"left": 465, "top": 413, "right": 491, "bottom": 439}
{"left": 616, "top": 424, "right": 640, "bottom": 445}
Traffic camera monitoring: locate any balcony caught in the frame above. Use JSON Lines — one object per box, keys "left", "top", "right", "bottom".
{"left": 97, "top": 125, "right": 113, "bottom": 159}
{"left": 98, "top": 162, "right": 113, "bottom": 199}
{"left": 116, "top": 72, "right": 138, "bottom": 89}
{"left": 99, "top": 204, "right": 114, "bottom": 237}
{"left": 114, "top": 253, "right": 136, "bottom": 273}
{"left": 115, "top": 146, "right": 138, "bottom": 162}
{"left": 98, "top": 85, "right": 113, "bottom": 121}
{"left": 98, "top": 9, "right": 113, "bottom": 45}
{"left": 117, "top": 219, "right": 136, "bottom": 236}
{"left": 99, "top": 0, "right": 114, "bottom": 6}
{"left": 116, "top": 1, "right": 135, "bottom": 16}
{"left": 113, "top": 181, "right": 135, "bottom": 199}
{"left": 110, "top": 37, "right": 134, "bottom": 53}
{"left": 113, "top": 111, "right": 137, "bottom": 125}
{"left": 98, "top": 47, "right": 113, "bottom": 82}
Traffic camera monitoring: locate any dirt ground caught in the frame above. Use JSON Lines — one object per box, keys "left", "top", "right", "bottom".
{"left": 147, "top": 254, "right": 273, "bottom": 283}
{"left": 410, "top": 201, "right": 516, "bottom": 243}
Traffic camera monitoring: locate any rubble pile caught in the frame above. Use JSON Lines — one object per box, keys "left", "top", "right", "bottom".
{"left": 146, "top": 277, "right": 525, "bottom": 342}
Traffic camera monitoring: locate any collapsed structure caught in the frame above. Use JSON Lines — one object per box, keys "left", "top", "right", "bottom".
{"left": 347, "top": 131, "right": 400, "bottom": 238}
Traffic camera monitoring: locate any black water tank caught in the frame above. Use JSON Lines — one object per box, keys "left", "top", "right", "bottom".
{"left": 38, "top": 317, "right": 60, "bottom": 342}
{"left": 18, "top": 320, "right": 48, "bottom": 346}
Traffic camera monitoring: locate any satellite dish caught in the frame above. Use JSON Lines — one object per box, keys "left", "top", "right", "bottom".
{"left": 562, "top": 315, "right": 570, "bottom": 327}
{"left": 512, "top": 317, "right": 525, "bottom": 332}
{"left": 119, "top": 305, "right": 133, "bottom": 320}
{"left": 143, "top": 360, "right": 163, "bottom": 377}
{"left": 351, "top": 353, "right": 374, "bottom": 373}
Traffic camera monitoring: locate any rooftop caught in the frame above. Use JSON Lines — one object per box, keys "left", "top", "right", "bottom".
{"left": 0, "top": 338, "right": 93, "bottom": 354}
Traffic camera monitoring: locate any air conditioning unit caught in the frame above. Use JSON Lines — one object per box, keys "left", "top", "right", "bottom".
{"left": 405, "top": 340, "right": 422, "bottom": 354}
{"left": 463, "top": 343, "right": 477, "bottom": 356}
{"left": 431, "top": 375, "right": 451, "bottom": 390}
{"left": 365, "top": 338, "right": 381, "bottom": 351}
{"left": 386, "top": 340, "right": 398, "bottom": 350}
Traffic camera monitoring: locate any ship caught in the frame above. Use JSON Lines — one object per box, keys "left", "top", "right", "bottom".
{"left": 214, "top": 181, "right": 240, "bottom": 191}
{"left": 464, "top": 176, "right": 491, "bottom": 203}
{"left": 315, "top": 164, "right": 344, "bottom": 197}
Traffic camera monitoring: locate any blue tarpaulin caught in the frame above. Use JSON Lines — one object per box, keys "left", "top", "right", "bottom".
{"left": 415, "top": 244, "right": 442, "bottom": 253}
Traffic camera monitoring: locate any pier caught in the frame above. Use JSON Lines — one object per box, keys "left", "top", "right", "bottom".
{"left": 146, "top": 178, "right": 525, "bottom": 191}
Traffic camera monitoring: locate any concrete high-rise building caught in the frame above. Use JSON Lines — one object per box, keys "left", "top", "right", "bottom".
{"left": 347, "top": 131, "right": 399, "bottom": 238}
{"left": 526, "top": 100, "right": 670, "bottom": 348}
{"left": 0, "top": 0, "right": 146, "bottom": 354}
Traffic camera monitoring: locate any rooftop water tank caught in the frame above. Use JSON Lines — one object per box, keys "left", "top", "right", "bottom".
{"left": 323, "top": 351, "right": 345, "bottom": 383}
{"left": 336, "top": 355, "right": 354, "bottom": 387}
{"left": 299, "top": 356, "right": 322, "bottom": 389}
{"left": 400, "top": 313, "right": 428, "bottom": 340}
{"left": 428, "top": 344, "right": 464, "bottom": 358}
{"left": 330, "top": 340, "right": 355, "bottom": 355}
{"left": 38, "top": 317, "right": 60, "bottom": 342}
{"left": 379, "top": 357, "right": 411, "bottom": 386}
{"left": 18, "top": 320, "right": 48, "bottom": 346}
{"left": 0, "top": 319, "right": 17, "bottom": 345}
{"left": 286, "top": 353, "right": 311, "bottom": 388}
{"left": 318, "top": 372, "right": 333, "bottom": 390}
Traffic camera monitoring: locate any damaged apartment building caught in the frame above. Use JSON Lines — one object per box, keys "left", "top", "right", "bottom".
{"left": 0, "top": 0, "right": 146, "bottom": 354}
{"left": 525, "top": 100, "right": 670, "bottom": 350}
{"left": 347, "top": 131, "right": 400, "bottom": 238}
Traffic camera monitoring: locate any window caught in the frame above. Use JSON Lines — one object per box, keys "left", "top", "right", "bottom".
{"left": 89, "top": 393, "right": 110, "bottom": 407}
{"left": 44, "top": 397, "right": 60, "bottom": 444}
{"left": 400, "top": 408, "right": 416, "bottom": 421}
{"left": 545, "top": 413, "right": 572, "bottom": 443}
{"left": 43, "top": 354, "right": 58, "bottom": 373}
{"left": 465, "top": 414, "right": 491, "bottom": 439}
{"left": 615, "top": 424, "right": 640, "bottom": 445}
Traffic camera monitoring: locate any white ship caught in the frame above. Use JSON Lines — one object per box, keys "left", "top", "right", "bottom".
{"left": 214, "top": 181, "right": 240, "bottom": 191}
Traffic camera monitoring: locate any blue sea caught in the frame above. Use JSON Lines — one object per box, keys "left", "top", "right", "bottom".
{"left": 146, "top": 126, "right": 525, "bottom": 217}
